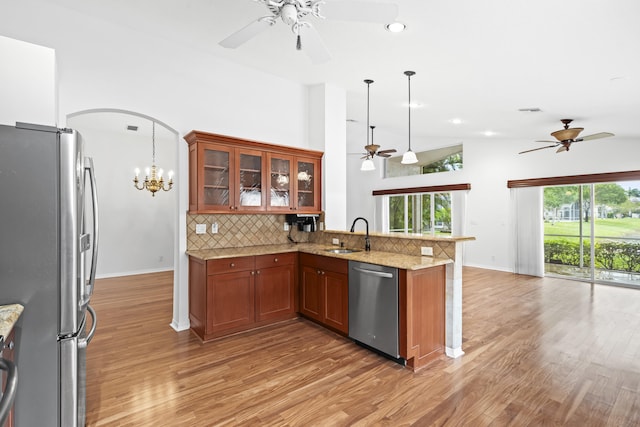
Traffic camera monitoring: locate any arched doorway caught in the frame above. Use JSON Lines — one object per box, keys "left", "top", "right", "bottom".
{"left": 67, "top": 109, "right": 187, "bottom": 329}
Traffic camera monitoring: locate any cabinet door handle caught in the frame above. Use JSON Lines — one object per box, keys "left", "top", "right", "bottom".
{"left": 230, "top": 263, "right": 235, "bottom": 268}
{"left": 250, "top": 271, "right": 255, "bottom": 275}
{"left": 256, "top": 270, "right": 261, "bottom": 275}
{"left": 273, "top": 258, "right": 278, "bottom": 263}
{"left": 317, "top": 270, "right": 321, "bottom": 275}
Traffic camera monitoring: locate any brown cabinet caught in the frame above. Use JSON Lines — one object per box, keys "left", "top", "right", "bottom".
{"left": 267, "top": 153, "right": 321, "bottom": 213}
{"left": 189, "top": 252, "right": 296, "bottom": 341}
{"left": 185, "top": 131, "right": 322, "bottom": 214}
{"left": 399, "top": 264, "right": 446, "bottom": 371}
{"left": 189, "top": 142, "right": 266, "bottom": 212}
{"left": 299, "top": 253, "right": 349, "bottom": 334}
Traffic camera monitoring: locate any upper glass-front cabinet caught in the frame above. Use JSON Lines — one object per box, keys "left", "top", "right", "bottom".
{"left": 267, "top": 154, "right": 321, "bottom": 213}
{"left": 185, "top": 130, "right": 322, "bottom": 214}
{"left": 237, "top": 149, "right": 265, "bottom": 211}
{"left": 296, "top": 157, "right": 320, "bottom": 212}
{"left": 268, "top": 154, "right": 293, "bottom": 211}
{"left": 198, "top": 144, "right": 233, "bottom": 211}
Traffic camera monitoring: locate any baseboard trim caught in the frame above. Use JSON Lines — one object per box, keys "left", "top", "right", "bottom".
{"left": 445, "top": 347, "right": 465, "bottom": 358}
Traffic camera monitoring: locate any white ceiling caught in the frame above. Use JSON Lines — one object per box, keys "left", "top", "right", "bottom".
{"left": 54, "top": 0, "right": 640, "bottom": 152}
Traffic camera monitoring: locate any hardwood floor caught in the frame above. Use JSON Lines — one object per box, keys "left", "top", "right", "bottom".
{"left": 86, "top": 268, "right": 640, "bottom": 426}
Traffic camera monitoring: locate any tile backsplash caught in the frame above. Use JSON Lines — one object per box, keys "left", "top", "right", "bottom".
{"left": 187, "top": 214, "right": 311, "bottom": 250}
{"left": 187, "top": 214, "right": 457, "bottom": 261}
{"left": 309, "top": 232, "right": 456, "bottom": 260}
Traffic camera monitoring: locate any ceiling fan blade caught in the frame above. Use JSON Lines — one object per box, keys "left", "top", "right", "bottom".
{"left": 518, "top": 145, "right": 558, "bottom": 154}
{"left": 299, "top": 24, "right": 331, "bottom": 64}
{"left": 320, "top": 1, "right": 399, "bottom": 23}
{"left": 219, "top": 19, "right": 272, "bottom": 49}
{"left": 556, "top": 145, "right": 569, "bottom": 153}
{"left": 578, "top": 132, "right": 615, "bottom": 141}
{"left": 377, "top": 153, "right": 392, "bottom": 158}
{"left": 377, "top": 149, "right": 397, "bottom": 154}
{"left": 535, "top": 140, "right": 559, "bottom": 143}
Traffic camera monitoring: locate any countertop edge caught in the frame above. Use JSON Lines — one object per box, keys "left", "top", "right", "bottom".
{"left": 186, "top": 244, "right": 453, "bottom": 271}
{"left": 0, "top": 303, "right": 24, "bottom": 341}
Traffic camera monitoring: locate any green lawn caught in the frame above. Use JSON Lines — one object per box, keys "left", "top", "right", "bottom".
{"left": 544, "top": 218, "right": 640, "bottom": 238}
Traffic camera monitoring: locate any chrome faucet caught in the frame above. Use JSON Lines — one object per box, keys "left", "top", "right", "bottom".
{"left": 349, "top": 217, "right": 371, "bottom": 251}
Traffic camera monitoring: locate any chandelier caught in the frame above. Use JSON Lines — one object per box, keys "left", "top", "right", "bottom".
{"left": 133, "top": 121, "right": 173, "bottom": 196}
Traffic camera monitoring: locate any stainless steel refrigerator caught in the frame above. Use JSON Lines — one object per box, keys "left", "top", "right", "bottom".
{"left": 0, "top": 122, "right": 99, "bottom": 427}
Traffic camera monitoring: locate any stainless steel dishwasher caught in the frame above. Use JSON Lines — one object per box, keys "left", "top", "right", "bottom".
{"left": 348, "top": 261, "right": 403, "bottom": 363}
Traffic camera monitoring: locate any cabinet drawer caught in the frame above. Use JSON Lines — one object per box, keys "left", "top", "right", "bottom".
{"left": 255, "top": 252, "right": 296, "bottom": 269}
{"left": 207, "top": 256, "right": 254, "bottom": 274}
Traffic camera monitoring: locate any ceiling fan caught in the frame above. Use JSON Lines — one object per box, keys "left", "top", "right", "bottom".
{"left": 361, "top": 126, "right": 397, "bottom": 159}
{"left": 519, "top": 119, "right": 614, "bottom": 154}
{"left": 219, "top": 0, "right": 399, "bottom": 64}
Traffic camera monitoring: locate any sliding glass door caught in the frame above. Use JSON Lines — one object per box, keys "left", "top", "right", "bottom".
{"left": 543, "top": 181, "right": 640, "bottom": 287}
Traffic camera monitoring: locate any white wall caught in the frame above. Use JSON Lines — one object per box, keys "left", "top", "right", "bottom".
{"left": 68, "top": 112, "right": 177, "bottom": 278}
{"left": 0, "top": 35, "right": 56, "bottom": 126}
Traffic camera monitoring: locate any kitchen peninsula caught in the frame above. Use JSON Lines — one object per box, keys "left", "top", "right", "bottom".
{"left": 187, "top": 231, "right": 474, "bottom": 371}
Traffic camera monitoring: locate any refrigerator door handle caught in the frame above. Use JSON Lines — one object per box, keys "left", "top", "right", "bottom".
{"left": 84, "top": 157, "right": 99, "bottom": 303}
{"left": 78, "top": 305, "right": 97, "bottom": 349}
{"left": 0, "top": 357, "right": 18, "bottom": 426}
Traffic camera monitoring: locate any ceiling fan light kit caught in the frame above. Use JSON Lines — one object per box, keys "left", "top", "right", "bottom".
{"left": 401, "top": 70, "right": 418, "bottom": 165}
{"left": 519, "top": 119, "right": 614, "bottom": 155}
{"left": 360, "top": 158, "right": 376, "bottom": 171}
{"left": 220, "top": 0, "right": 399, "bottom": 64}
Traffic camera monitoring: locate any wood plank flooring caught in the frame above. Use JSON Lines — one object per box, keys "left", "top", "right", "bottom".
{"left": 86, "top": 268, "right": 640, "bottom": 426}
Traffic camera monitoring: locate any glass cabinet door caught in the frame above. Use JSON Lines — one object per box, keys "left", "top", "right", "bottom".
{"left": 237, "top": 149, "right": 264, "bottom": 210}
{"left": 202, "top": 146, "right": 232, "bottom": 209}
{"left": 267, "top": 154, "right": 293, "bottom": 211}
{"left": 296, "top": 158, "right": 320, "bottom": 212}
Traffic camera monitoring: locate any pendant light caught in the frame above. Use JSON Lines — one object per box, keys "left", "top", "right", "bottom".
{"left": 401, "top": 70, "right": 418, "bottom": 165}
{"left": 360, "top": 79, "right": 376, "bottom": 171}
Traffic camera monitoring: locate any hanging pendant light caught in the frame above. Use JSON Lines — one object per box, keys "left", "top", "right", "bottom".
{"left": 360, "top": 79, "right": 376, "bottom": 171}
{"left": 133, "top": 120, "right": 174, "bottom": 196}
{"left": 401, "top": 70, "right": 418, "bottom": 165}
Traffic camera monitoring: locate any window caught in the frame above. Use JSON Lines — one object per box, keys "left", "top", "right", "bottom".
{"left": 374, "top": 184, "right": 469, "bottom": 235}
{"left": 385, "top": 144, "right": 463, "bottom": 178}
{"left": 384, "top": 192, "right": 452, "bottom": 235}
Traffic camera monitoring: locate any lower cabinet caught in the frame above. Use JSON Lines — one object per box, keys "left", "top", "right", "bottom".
{"left": 299, "top": 253, "right": 349, "bottom": 335}
{"left": 189, "top": 252, "right": 296, "bottom": 341}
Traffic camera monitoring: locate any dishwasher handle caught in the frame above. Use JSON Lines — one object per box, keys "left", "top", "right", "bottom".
{"left": 352, "top": 266, "right": 394, "bottom": 279}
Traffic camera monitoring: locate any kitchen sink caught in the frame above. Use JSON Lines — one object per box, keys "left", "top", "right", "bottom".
{"left": 325, "top": 248, "right": 362, "bottom": 254}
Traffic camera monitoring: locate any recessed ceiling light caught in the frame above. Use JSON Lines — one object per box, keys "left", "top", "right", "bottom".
{"left": 483, "top": 130, "right": 497, "bottom": 137}
{"left": 385, "top": 22, "right": 406, "bottom": 33}
{"left": 127, "top": 125, "right": 138, "bottom": 131}
{"left": 518, "top": 107, "right": 541, "bottom": 112}
{"left": 449, "top": 118, "right": 463, "bottom": 125}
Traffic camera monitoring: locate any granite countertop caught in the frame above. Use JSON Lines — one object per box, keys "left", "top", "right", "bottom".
{"left": 0, "top": 304, "right": 24, "bottom": 340}
{"left": 186, "top": 243, "right": 452, "bottom": 271}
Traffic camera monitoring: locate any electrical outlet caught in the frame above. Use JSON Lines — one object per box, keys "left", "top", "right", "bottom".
{"left": 284, "top": 222, "right": 290, "bottom": 231}
{"left": 211, "top": 222, "right": 219, "bottom": 234}
{"left": 421, "top": 246, "right": 434, "bottom": 256}
{"left": 195, "top": 224, "right": 206, "bottom": 235}
{"left": 332, "top": 238, "right": 340, "bottom": 245}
